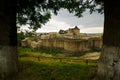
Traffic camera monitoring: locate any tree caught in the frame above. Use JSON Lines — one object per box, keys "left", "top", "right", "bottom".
{"left": 59, "top": 29, "right": 67, "bottom": 34}
{"left": 17, "top": 0, "right": 103, "bottom": 31}
{"left": 96, "top": 1, "right": 120, "bottom": 80}
{"left": 0, "top": 0, "right": 18, "bottom": 79}
{"left": 0, "top": 0, "right": 120, "bottom": 80}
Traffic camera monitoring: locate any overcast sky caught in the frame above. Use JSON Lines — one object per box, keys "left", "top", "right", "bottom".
{"left": 21, "top": 9, "right": 104, "bottom": 33}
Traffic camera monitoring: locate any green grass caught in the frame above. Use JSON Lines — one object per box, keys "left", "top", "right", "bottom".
{"left": 13, "top": 60, "right": 97, "bottom": 80}
{"left": 35, "top": 48, "right": 62, "bottom": 55}
{"left": 14, "top": 47, "right": 98, "bottom": 80}
{"left": 18, "top": 47, "right": 62, "bottom": 57}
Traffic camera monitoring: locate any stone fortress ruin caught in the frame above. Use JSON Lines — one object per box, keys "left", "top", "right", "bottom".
{"left": 22, "top": 26, "right": 102, "bottom": 54}
{"left": 64, "top": 26, "right": 81, "bottom": 39}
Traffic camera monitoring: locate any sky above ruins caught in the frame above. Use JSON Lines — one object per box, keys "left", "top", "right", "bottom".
{"left": 21, "top": 9, "right": 104, "bottom": 33}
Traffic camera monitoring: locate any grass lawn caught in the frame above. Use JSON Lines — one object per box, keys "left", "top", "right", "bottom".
{"left": 12, "top": 47, "right": 98, "bottom": 80}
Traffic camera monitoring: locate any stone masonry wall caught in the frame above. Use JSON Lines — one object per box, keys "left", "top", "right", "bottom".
{"left": 22, "top": 38, "right": 102, "bottom": 54}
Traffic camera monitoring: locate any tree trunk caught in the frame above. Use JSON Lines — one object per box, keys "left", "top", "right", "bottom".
{"left": 97, "top": 46, "right": 120, "bottom": 80}
{"left": 0, "top": 0, "right": 18, "bottom": 79}
{"left": 97, "top": 0, "right": 120, "bottom": 80}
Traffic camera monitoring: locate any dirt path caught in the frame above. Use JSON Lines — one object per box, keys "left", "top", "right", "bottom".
{"left": 80, "top": 52, "right": 100, "bottom": 60}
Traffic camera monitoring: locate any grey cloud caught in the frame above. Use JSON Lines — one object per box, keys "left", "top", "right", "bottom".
{"left": 37, "top": 9, "right": 104, "bottom": 33}
{"left": 52, "top": 9, "right": 104, "bottom": 28}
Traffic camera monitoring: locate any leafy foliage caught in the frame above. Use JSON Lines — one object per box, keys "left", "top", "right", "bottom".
{"left": 17, "top": 32, "right": 25, "bottom": 46}
{"left": 17, "top": 0, "right": 104, "bottom": 31}
{"left": 17, "top": 31, "right": 35, "bottom": 46}
{"left": 59, "top": 29, "right": 68, "bottom": 34}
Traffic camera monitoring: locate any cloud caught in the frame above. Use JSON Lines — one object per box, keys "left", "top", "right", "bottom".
{"left": 80, "top": 26, "right": 103, "bottom": 33}
{"left": 52, "top": 9, "right": 104, "bottom": 27}
{"left": 36, "top": 9, "right": 104, "bottom": 33}
{"left": 36, "top": 18, "right": 70, "bottom": 33}
{"left": 19, "top": 25, "right": 33, "bottom": 32}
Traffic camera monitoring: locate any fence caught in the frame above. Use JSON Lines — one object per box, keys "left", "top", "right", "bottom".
{"left": 20, "top": 55, "right": 98, "bottom": 65}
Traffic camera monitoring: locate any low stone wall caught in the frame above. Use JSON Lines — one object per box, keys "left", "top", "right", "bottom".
{"left": 22, "top": 37, "right": 102, "bottom": 54}
{"left": 40, "top": 38, "right": 102, "bottom": 54}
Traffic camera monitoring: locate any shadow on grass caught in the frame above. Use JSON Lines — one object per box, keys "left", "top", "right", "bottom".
{"left": 13, "top": 60, "right": 97, "bottom": 80}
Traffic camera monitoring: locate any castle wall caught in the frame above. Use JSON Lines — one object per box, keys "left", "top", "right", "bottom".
{"left": 21, "top": 26, "right": 102, "bottom": 54}
{"left": 22, "top": 37, "right": 102, "bottom": 54}
{"left": 35, "top": 38, "right": 102, "bottom": 54}
{"left": 64, "top": 40, "right": 79, "bottom": 52}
